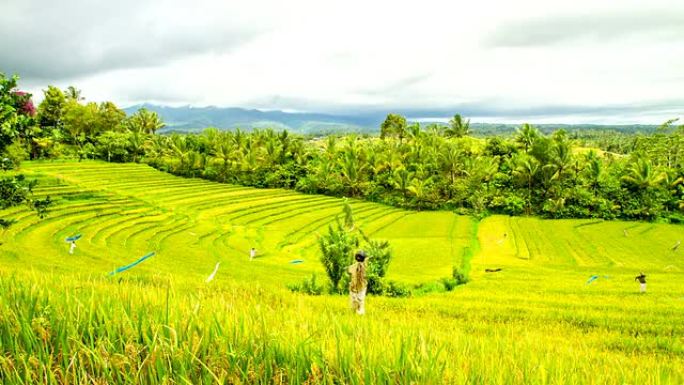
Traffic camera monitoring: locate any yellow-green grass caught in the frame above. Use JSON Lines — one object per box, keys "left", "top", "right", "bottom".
{"left": 0, "top": 160, "right": 683, "bottom": 384}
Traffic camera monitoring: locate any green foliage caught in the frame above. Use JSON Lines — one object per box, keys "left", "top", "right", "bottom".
{"left": 359, "top": 229, "right": 392, "bottom": 295}
{"left": 139, "top": 120, "right": 682, "bottom": 221}
{"left": 445, "top": 114, "right": 470, "bottom": 138}
{"left": 441, "top": 277, "right": 459, "bottom": 291}
{"left": 516, "top": 123, "right": 540, "bottom": 153}
{"left": 0, "top": 174, "right": 51, "bottom": 227}
{"left": 37, "top": 85, "right": 66, "bottom": 130}
{"left": 128, "top": 107, "right": 165, "bottom": 134}
{"left": 318, "top": 204, "right": 396, "bottom": 295}
{"left": 452, "top": 266, "right": 469, "bottom": 285}
{"left": 318, "top": 219, "right": 357, "bottom": 294}
{"left": 97, "top": 131, "right": 130, "bottom": 162}
{"left": 382, "top": 280, "right": 412, "bottom": 297}
{"left": 62, "top": 100, "right": 126, "bottom": 141}
{"left": 1, "top": 73, "right": 35, "bottom": 155}
{"left": 342, "top": 198, "right": 354, "bottom": 230}
{"left": 287, "top": 273, "right": 324, "bottom": 295}
{"left": 380, "top": 113, "right": 407, "bottom": 141}
{"left": 2, "top": 141, "right": 28, "bottom": 168}
{"left": 0, "top": 73, "right": 51, "bottom": 228}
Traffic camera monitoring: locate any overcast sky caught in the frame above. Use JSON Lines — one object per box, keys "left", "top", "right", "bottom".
{"left": 2, "top": 0, "right": 683, "bottom": 124}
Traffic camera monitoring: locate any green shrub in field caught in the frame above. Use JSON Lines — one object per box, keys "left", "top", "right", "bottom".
{"left": 318, "top": 219, "right": 357, "bottom": 294}
{"left": 410, "top": 277, "right": 460, "bottom": 294}
{"left": 318, "top": 204, "right": 395, "bottom": 295}
{"left": 0, "top": 174, "right": 52, "bottom": 228}
{"left": 452, "top": 267, "right": 469, "bottom": 285}
{"left": 503, "top": 195, "right": 526, "bottom": 216}
{"left": 2, "top": 141, "right": 28, "bottom": 168}
{"left": 288, "top": 273, "right": 324, "bottom": 295}
{"left": 441, "top": 277, "right": 459, "bottom": 291}
{"left": 359, "top": 229, "right": 392, "bottom": 295}
{"left": 382, "top": 280, "right": 412, "bottom": 297}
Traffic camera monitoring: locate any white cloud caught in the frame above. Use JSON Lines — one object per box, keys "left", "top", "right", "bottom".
{"left": 5, "top": 0, "right": 683, "bottom": 124}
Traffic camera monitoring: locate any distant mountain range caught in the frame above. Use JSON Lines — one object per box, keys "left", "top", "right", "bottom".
{"left": 123, "top": 104, "right": 660, "bottom": 135}
{"left": 123, "top": 104, "right": 385, "bottom": 134}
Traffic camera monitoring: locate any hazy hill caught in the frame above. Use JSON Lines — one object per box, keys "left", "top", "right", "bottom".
{"left": 124, "top": 104, "right": 659, "bottom": 135}
{"left": 123, "top": 104, "right": 383, "bottom": 134}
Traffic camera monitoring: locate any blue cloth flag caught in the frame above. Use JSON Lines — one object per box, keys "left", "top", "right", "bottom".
{"left": 585, "top": 275, "right": 599, "bottom": 285}
{"left": 65, "top": 234, "right": 82, "bottom": 242}
{"left": 108, "top": 252, "right": 155, "bottom": 276}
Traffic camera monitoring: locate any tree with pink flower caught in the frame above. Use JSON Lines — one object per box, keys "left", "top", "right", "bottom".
{"left": 0, "top": 72, "right": 51, "bottom": 229}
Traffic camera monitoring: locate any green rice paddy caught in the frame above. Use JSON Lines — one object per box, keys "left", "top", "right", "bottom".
{"left": 1, "top": 160, "right": 682, "bottom": 384}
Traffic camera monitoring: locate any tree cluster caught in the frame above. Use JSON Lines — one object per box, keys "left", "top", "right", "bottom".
{"left": 144, "top": 119, "right": 683, "bottom": 221}
{"left": 0, "top": 73, "right": 52, "bottom": 228}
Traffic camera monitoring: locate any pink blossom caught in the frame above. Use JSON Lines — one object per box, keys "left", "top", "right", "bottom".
{"left": 12, "top": 91, "right": 37, "bottom": 117}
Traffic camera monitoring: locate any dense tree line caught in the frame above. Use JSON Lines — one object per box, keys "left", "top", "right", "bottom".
{"left": 2, "top": 72, "right": 683, "bottom": 222}
{"left": 140, "top": 120, "right": 682, "bottom": 221}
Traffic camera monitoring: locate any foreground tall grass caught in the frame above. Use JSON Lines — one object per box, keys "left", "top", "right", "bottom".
{"left": 1, "top": 269, "right": 682, "bottom": 384}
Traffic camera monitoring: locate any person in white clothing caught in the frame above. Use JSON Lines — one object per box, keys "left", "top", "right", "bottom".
{"left": 635, "top": 272, "right": 647, "bottom": 293}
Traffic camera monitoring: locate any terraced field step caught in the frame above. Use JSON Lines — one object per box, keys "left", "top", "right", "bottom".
{"left": 4, "top": 160, "right": 679, "bottom": 285}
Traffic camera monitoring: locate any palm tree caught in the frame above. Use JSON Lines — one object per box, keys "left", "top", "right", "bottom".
{"left": 515, "top": 123, "right": 539, "bottom": 153}
{"left": 130, "top": 108, "right": 165, "bottom": 134}
{"left": 406, "top": 123, "right": 422, "bottom": 142}
{"left": 380, "top": 141, "right": 404, "bottom": 174}
{"left": 392, "top": 168, "right": 413, "bottom": 198}
{"left": 407, "top": 142, "right": 426, "bottom": 166}
{"left": 169, "top": 135, "right": 192, "bottom": 172}
{"left": 241, "top": 145, "right": 261, "bottom": 181}
{"left": 549, "top": 140, "right": 573, "bottom": 181}
{"left": 408, "top": 176, "right": 432, "bottom": 209}
{"left": 277, "top": 130, "right": 292, "bottom": 163}
{"left": 65, "top": 86, "right": 83, "bottom": 101}
{"left": 323, "top": 135, "right": 337, "bottom": 160}
{"left": 263, "top": 136, "right": 280, "bottom": 167}
{"left": 337, "top": 136, "right": 367, "bottom": 195}
{"left": 464, "top": 156, "right": 498, "bottom": 184}
{"left": 445, "top": 114, "right": 470, "bottom": 138}
{"left": 289, "top": 138, "right": 306, "bottom": 167}
{"left": 127, "top": 130, "right": 146, "bottom": 163}
{"left": 144, "top": 135, "right": 168, "bottom": 166}
{"left": 203, "top": 127, "right": 220, "bottom": 148}
{"left": 513, "top": 155, "right": 540, "bottom": 213}
{"left": 585, "top": 161, "right": 601, "bottom": 190}
{"left": 439, "top": 144, "right": 463, "bottom": 186}
{"left": 425, "top": 123, "right": 444, "bottom": 137}
{"left": 584, "top": 151, "right": 602, "bottom": 192}
{"left": 621, "top": 159, "right": 664, "bottom": 190}
{"left": 232, "top": 128, "right": 246, "bottom": 150}
{"left": 313, "top": 157, "right": 338, "bottom": 193}
{"left": 211, "top": 138, "right": 234, "bottom": 179}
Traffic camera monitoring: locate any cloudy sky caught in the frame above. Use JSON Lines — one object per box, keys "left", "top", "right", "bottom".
{"left": 2, "top": 0, "right": 683, "bottom": 124}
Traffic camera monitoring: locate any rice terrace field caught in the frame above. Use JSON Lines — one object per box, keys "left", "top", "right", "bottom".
{"left": 1, "top": 160, "right": 683, "bottom": 384}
